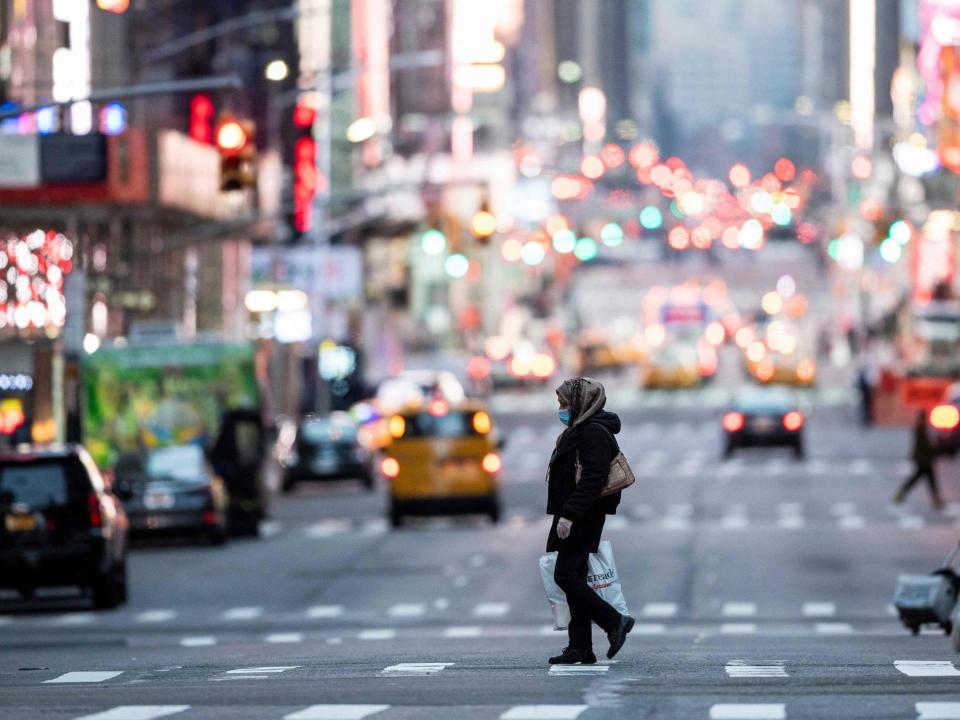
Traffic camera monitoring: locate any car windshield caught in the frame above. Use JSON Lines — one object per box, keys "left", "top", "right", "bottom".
{"left": 0, "top": 461, "right": 71, "bottom": 509}
{"left": 146, "top": 445, "right": 206, "bottom": 482}
{"left": 301, "top": 418, "right": 357, "bottom": 444}
{"left": 735, "top": 388, "right": 795, "bottom": 414}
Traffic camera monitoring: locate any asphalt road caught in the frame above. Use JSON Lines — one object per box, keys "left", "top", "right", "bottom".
{"left": 3, "top": 374, "right": 960, "bottom": 720}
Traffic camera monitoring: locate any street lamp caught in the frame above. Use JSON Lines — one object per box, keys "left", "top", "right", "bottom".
{"left": 264, "top": 59, "right": 290, "bottom": 82}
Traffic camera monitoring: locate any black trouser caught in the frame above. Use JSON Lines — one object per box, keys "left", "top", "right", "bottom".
{"left": 547, "top": 510, "right": 621, "bottom": 651}
{"left": 898, "top": 462, "right": 941, "bottom": 500}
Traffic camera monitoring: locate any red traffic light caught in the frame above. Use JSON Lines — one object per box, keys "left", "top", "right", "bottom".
{"left": 216, "top": 120, "right": 249, "bottom": 155}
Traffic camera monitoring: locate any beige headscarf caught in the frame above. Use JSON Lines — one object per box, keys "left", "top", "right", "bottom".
{"left": 549, "top": 377, "right": 607, "bottom": 468}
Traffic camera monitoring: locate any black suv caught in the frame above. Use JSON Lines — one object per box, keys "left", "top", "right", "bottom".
{"left": 0, "top": 445, "right": 129, "bottom": 609}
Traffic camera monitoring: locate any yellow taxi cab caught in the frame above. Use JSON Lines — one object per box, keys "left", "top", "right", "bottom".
{"left": 380, "top": 398, "right": 502, "bottom": 527}
{"left": 642, "top": 345, "right": 701, "bottom": 389}
{"left": 751, "top": 354, "right": 816, "bottom": 387}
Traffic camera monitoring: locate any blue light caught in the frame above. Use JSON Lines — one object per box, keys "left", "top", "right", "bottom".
{"left": 36, "top": 107, "right": 57, "bottom": 135}
{"left": 100, "top": 103, "right": 127, "bottom": 135}
{"left": 0, "top": 103, "right": 19, "bottom": 133}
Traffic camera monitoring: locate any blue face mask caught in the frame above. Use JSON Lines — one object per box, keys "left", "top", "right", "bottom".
{"left": 558, "top": 409, "right": 571, "bottom": 425}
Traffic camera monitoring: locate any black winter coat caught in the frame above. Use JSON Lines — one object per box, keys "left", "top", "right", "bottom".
{"left": 546, "top": 410, "right": 622, "bottom": 520}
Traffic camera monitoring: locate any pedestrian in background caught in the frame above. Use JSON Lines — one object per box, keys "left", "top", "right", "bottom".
{"left": 894, "top": 410, "right": 944, "bottom": 510}
{"left": 545, "top": 377, "right": 634, "bottom": 665}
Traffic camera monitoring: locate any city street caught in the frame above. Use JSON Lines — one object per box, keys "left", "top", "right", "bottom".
{"left": 2, "top": 376, "right": 958, "bottom": 720}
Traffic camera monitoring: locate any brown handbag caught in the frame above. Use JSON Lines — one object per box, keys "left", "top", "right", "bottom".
{"left": 574, "top": 449, "right": 636, "bottom": 497}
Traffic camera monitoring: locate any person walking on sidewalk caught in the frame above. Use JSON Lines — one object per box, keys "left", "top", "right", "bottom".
{"left": 894, "top": 410, "right": 944, "bottom": 510}
{"left": 545, "top": 377, "right": 634, "bottom": 665}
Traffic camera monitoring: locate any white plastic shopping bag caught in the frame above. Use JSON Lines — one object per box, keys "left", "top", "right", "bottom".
{"left": 539, "top": 540, "right": 629, "bottom": 630}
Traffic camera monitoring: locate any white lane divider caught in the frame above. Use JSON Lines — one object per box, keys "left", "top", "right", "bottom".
{"left": 45, "top": 671, "right": 123, "bottom": 684}
{"left": 722, "top": 602, "right": 757, "bottom": 618}
{"left": 74, "top": 707, "right": 191, "bottom": 720}
{"left": 307, "top": 605, "right": 344, "bottom": 619}
{"left": 266, "top": 632, "right": 304, "bottom": 643}
{"left": 642, "top": 602, "right": 678, "bottom": 618}
{"left": 358, "top": 629, "right": 396, "bottom": 640}
{"left": 444, "top": 626, "right": 482, "bottom": 638}
{"left": 721, "top": 623, "right": 757, "bottom": 635}
{"left": 135, "top": 610, "right": 177, "bottom": 624}
{"left": 501, "top": 706, "right": 590, "bottom": 719}
{"left": 725, "top": 662, "right": 787, "bottom": 678}
{"left": 53, "top": 612, "right": 96, "bottom": 626}
{"left": 802, "top": 602, "right": 836, "bottom": 618}
{"left": 548, "top": 665, "right": 610, "bottom": 676}
{"left": 473, "top": 602, "right": 510, "bottom": 618}
{"left": 710, "top": 704, "right": 786, "bottom": 720}
{"left": 895, "top": 661, "right": 960, "bottom": 677}
{"left": 381, "top": 663, "right": 453, "bottom": 675}
{"left": 388, "top": 603, "right": 425, "bottom": 618}
{"left": 815, "top": 623, "right": 853, "bottom": 635}
{"left": 180, "top": 636, "right": 216, "bottom": 647}
{"left": 916, "top": 702, "right": 960, "bottom": 719}
{"left": 285, "top": 706, "right": 390, "bottom": 720}
{"left": 222, "top": 606, "right": 262, "bottom": 621}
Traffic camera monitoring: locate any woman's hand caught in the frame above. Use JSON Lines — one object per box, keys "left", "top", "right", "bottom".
{"left": 556, "top": 517, "right": 572, "bottom": 539}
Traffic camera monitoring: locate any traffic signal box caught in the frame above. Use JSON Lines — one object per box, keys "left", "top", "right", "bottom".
{"left": 215, "top": 114, "right": 257, "bottom": 192}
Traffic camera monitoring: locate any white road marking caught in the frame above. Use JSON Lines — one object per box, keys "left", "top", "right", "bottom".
{"left": 53, "top": 613, "right": 96, "bottom": 626}
{"left": 222, "top": 606, "right": 262, "bottom": 621}
{"left": 850, "top": 459, "right": 873, "bottom": 475}
{"left": 605, "top": 515, "right": 630, "bottom": 530}
{"left": 327, "top": 638, "right": 343, "bottom": 645}
{"left": 358, "top": 629, "right": 396, "bottom": 640}
{"left": 358, "top": 519, "right": 388, "bottom": 537}
{"left": 548, "top": 665, "right": 610, "bottom": 675}
{"left": 777, "top": 516, "right": 805, "bottom": 530}
{"left": 899, "top": 516, "right": 926, "bottom": 530}
{"left": 444, "top": 626, "right": 482, "bottom": 638}
{"left": 388, "top": 603, "right": 425, "bottom": 618}
{"left": 501, "top": 706, "right": 589, "bottom": 720}
{"left": 838, "top": 516, "right": 865, "bottom": 530}
{"left": 284, "top": 705, "right": 390, "bottom": 720}
{"left": 642, "top": 602, "right": 677, "bottom": 618}
{"left": 830, "top": 502, "right": 857, "bottom": 516}
{"left": 721, "top": 623, "right": 757, "bottom": 634}
{"left": 266, "top": 632, "right": 303, "bottom": 643}
{"left": 667, "top": 503, "right": 694, "bottom": 517}
{"left": 0, "top": 615, "right": 10, "bottom": 626}
{"left": 722, "top": 602, "right": 757, "bottom": 617}
{"left": 74, "top": 707, "right": 191, "bottom": 720}
{"left": 802, "top": 602, "right": 836, "bottom": 617}
{"left": 917, "top": 702, "right": 960, "bottom": 719}
{"left": 259, "top": 520, "right": 283, "bottom": 538}
{"left": 45, "top": 671, "right": 123, "bottom": 684}
{"left": 433, "top": 598, "right": 450, "bottom": 610}
{"left": 725, "top": 662, "right": 787, "bottom": 678}
{"left": 631, "top": 504, "right": 654, "bottom": 519}
{"left": 895, "top": 660, "right": 960, "bottom": 677}
{"left": 226, "top": 666, "right": 299, "bottom": 675}
{"left": 710, "top": 705, "right": 786, "bottom": 720}
{"left": 136, "top": 610, "right": 177, "bottom": 624}
{"left": 307, "top": 605, "right": 344, "bottom": 619}
{"left": 661, "top": 517, "right": 692, "bottom": 531}
{"left": 721, "top": 515, "right": 749, "bottom": 530}
{"left": 473, "top": 602, "right": 510, "bottom": 617}
{"left": 815, "top": 623, "right": 853, "bottom": 634}
{"left": 304, "top": 519, "right": 352, "bottom": 538}
{"left": 180, "top": 637, "right": 216, "bottom": 647}
{"left": 633, "top": 623, "right": 666, "bottom": 634}
{"left": 381, "top": 663, "right": 453, "bottom": 675}
{"left": 808, "top": 460, "right": 828, "bottom": 475}
{"left": 778, "top": 502, "right": 803, "bottom": 516}
{"left": 764, "top": 460, "right": 787, "bottom": 476}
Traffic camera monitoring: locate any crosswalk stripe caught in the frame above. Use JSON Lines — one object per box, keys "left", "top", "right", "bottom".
{"left": 722, "top": 602, "right": 757, "bottom": 617}
{"left": 725, "top": 663, "right": 787, "bottom": 678}
{"left": 633, "top": 623, "right": 667, "bottom": 634}
{"left": 721, "top": 623, "right": 757, "bottom": 634}
{"left": 73, "top": 707, "right": 191, "bottom": 720}
{"left": 548, "top": 665, "right": 610, "bottom": 675}
{"left": 777, "top": 516, "right": 805, "bottom": 530}
{"left": 53, "top": 612, "right": 96, "bottom": 626}
{"left": 284, "top": 705, "right": 391, "bottom": 720}
{"left": 815, "top": 623, "right": 853, "bottom": 634}
{"left": 179, "top": 636, "right": 216, "bottom": 647}
{"left": 226, "top": 666, "right": 299, "bottom": 675}
{"left": 265, "top": 632, "right": 304, "bottom": 643}
{"left": 501, "top": 706, "right": 590, "bottom": 719}
{"left": 710, "top": 704, "right": 786, "bottom": 720}
{"left": 359, "top": 629, "right": 396, "bottom": 640}
{"left": 307, "top": 605, "right": 344, "bottom": 619}
{"left": 444, "top": 626, "right": 482, "bottom": 638}
{"left": 838, "top": 516, "right": 865, "bottom": 530}
{"left": 916, "top": 702, "right": 960, "bottom": 719}
{"left": 899, "top": 516, "right": 926, "bottom": 529}
{"left": 388, "top": 603, "right": 425, "bottom": 618}
{"left": 45, "top": 671, "right": 123, "bottom": 684}
{"left": 802, "top": 602, "right": 836, "bottom": 617}
{"left": 895, "top": 660, "right": 960, "bottom": 677}
{"left": 381, "top": 663, "right": 453, "bottom": 675}
{"left": 135, "top": 610, "right": 177, "bottom": 624}
{"left": 222, "top": 606, "right": 262, "bottom": 621}
{"left": 473, "top": 602, "right": 510, "bottom": 617}
{"left": 642, "top": 602, "right": 678, "bottom": 618}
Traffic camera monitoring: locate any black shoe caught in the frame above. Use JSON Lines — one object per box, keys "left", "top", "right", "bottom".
{"left": 548, "top": 647, "right": 597, "bottom": 665}
{"left": 606, "top": 614, "right": 635, "bottom": 659}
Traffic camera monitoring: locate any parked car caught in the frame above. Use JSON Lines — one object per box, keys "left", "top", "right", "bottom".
{"left": 281, "top": 413, "right": 373, "bottom": 492}
{"left": 114, "top": 444, "right": 228, "bottom": 544}
{"left": 0, "top": 444, "right": 128, "bottom": 608}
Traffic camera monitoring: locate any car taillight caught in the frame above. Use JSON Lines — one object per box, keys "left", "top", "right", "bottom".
{"left": 201, "top": 511, "right": 219, "bottom": 525}
{"left": 931, "top": 404, "right": 960, "bottom": 430}
{"left": 797, "top": 360, "right": 816, "bottom": 382}
{"left": 783, "top": 411, "right": 804, "bottom": 431}
{"left": 722, "top": 412, "right": 745, "bottom": 432}
{"left": 381, "top": 457, "right": 400, "bottom": 479}
{"left": 482, "top": 452, "right": 502, "bottom": 474}
{"left": 88, "top": 493, "right": 103, "bottom": 528}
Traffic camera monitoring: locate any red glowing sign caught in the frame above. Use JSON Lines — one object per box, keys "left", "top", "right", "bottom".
{"left": 189, "top": 94, "right": 214, "bottom": 144}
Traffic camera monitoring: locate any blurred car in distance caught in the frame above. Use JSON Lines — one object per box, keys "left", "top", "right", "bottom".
{"left": 642, "top": 344, "right": 701, "bottom": 389}
{"left": 380, "top": 399, "right": 502, "bottom": 527}
{"left": 281, "top": 412, "right": 373, "bottom": 492}
{"left": 723, "top": 387, "right": 806, "bottom": 459}
{"left": 113, "top": 444, "right": 228, "bottom": 544}
{"left": 750, "top": 352, "right": 817, "bottom": 387}
{"left": 0, "top": 444, "right": 128, "bottom": 608}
